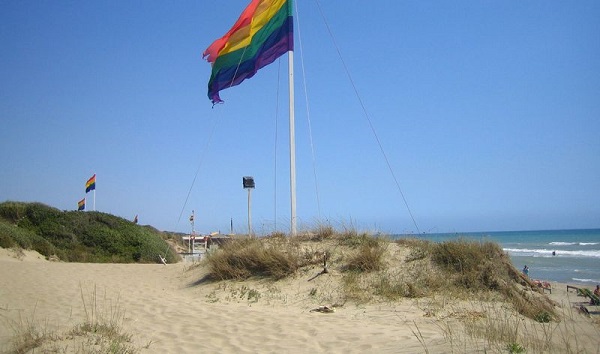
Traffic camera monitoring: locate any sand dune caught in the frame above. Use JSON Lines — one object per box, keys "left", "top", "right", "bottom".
{"left": 1, "top": 247, "right": 599, "bottom": 353}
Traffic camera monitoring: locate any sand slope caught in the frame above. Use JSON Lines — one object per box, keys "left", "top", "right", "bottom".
{"left": 1, "top": 248, "right": 599, "bottom": 353}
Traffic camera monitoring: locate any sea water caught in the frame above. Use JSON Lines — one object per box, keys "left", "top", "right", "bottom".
{"left": 391, "top": 229, "right": 600, "bottom": 286}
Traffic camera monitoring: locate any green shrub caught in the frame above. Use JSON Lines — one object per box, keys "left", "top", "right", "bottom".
{"left": 534, "top": 311, "right": 552, "bottom": 323}
{"left": 0, "top": 201, "right": 178, "bottom": 263}
{"left": 31, "top": 236, "right": 56, "bottom": 258}
{"left": 0, "top": 201, "right": 28, "bottom": 223}
{"left": 0, "top": 231, "right": 15, "bottom": 248}
{"left": 507, "top": 342, "right": 526, "bottom": 353}
{"left": 0, "top": 220, "right": 36, "bottom": 249}
{"left": 24, "top": 203, "right": 62, "bottom": 227}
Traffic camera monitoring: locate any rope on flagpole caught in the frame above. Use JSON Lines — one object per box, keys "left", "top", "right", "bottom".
{"left": 313, "top": 0, "right": 420, "bottom": 234}
{"left": 177, "top": 115, "right": 221, "bottom": 224}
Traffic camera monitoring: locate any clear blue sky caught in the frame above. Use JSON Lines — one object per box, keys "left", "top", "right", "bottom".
{"left": 1, "top": 1, "right": 599, "bottom": 234}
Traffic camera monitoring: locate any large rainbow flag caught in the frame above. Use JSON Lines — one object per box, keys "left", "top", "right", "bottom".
{"left": 203, "top": 0, "right": 293, "bottom": 104}
{"left": 85, "top": 174, "right": 96, "bottom": 193}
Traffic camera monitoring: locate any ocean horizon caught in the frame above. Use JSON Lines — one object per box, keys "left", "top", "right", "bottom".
{"left": 391, "top": 228, "right": 600, "bottom": 287}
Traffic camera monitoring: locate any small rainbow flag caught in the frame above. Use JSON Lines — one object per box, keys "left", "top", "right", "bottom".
{"left": 85, "top": 174, "right": 96, "bottom": 193}
{"left": 203, "top": 0, "right": 293, "bottom": 104}
{"left": 78, "top": 198, "right": 86, "bottom": 211}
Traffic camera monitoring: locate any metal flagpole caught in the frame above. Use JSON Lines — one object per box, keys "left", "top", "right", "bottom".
{"left": 247, "top": 188, "right": 252, "bottom": 236}
{"left": 288, "top": 41, "right": 297, "bottom": 236}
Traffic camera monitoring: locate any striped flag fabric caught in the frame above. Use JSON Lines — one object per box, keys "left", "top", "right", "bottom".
{"left": 203, "top": 0, "right": 293, "bottom": 104}
{"left": 78, "top": 198, "right": 86, "bottom": 211}
{"left": 85, "top": 174, "right": 96, "bottom": 193}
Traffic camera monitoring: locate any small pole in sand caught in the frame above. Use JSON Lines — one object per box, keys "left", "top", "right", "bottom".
{"left": 189, "top": 210, "right": 195, "bottom": 254}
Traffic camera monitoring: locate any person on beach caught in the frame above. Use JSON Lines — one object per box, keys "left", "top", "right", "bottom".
{"left": 594, "top": 285, "right": 600, "bottom": 297}
{"left": 522, "top": 265, "right": 529, "bottom": 277}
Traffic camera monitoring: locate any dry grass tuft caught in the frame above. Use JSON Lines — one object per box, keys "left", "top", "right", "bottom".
{"left": 206, "top": 237, "right": 300, "bottom": 280}
{"left": 431, "top": 239, "right": 556, "bottom": 321}
{"left": 3, "top": 285, "right": 136, "bottom": 353}
{"left": 430, "top": 239, "right": 507, "bottom": 290}
{"left": 292, "top": 223, "right": 336, "bottom": 242}
{"left": 343, "top": 238, "right": 387, "bottom": 272}
{"left": 3, "top": 307, "right": 53, "bottom": 354}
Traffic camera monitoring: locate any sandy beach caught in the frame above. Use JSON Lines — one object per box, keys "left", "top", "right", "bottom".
{"left": 1, "top": 247, "right": 599, "bottom": 353}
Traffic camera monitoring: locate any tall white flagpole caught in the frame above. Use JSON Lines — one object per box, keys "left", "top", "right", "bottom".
{"left": 93, "top": 173, "right": 96, "bottom": 211}
{"left": 288, "top": 48, "right": 296, "bottom": 236}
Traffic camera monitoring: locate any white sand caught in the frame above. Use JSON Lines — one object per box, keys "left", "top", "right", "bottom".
{"left": 1, "top": 248, "right": 599, "bottom": 353}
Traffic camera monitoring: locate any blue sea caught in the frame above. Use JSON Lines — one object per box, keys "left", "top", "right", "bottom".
{"left": 391, "top": 229, "right": 600, "bottom": 286}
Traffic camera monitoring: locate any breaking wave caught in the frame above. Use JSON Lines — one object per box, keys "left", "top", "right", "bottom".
{"left": 548, "top": 241, "right": 598, "bottom": 246}
{"left": 572, "top": 278, "right": 600, "bottom": 284}
{"left": 503, "top": 248, "right": 600, "bottom": 258}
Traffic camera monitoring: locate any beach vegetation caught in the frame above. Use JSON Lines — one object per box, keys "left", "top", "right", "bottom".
{"left": 3, "top": 308, "right": 51, "bottom": 354}
{"left": 315, "top": 223, "right": 335, "bottom": 239}
{"left": 194, "top": 226, "right": 591, "bottom": 352}
{"left": 0, "top": 201, "right": 178, "bottom": 263}
{"left": 343, "top": 235, "right": 387, "bottom": 272}
{"left": 533, "top": 310, "right": 552, "bottom": 323}
{"left": 205, "top": 237, "right": 300, "bottom": 280}
{"left": 506, "top": 342, "right": 526, "bottom": 353}
{"left": 73, "top": 285, "right": 135, "bottom": 353}
{"left": 203, "top": 228, "right": 556, "bottom": 323}
{"left": 294, "top": 222, "right": 335, "bottom": 242}
{"left": 341, "top": 271, "right": 372, "bottom": 303}
{"left": 429, "top": 238, "right": 506, "bottom": 290}
{"left": 232, "top": 285, "right": 261, "bottom": 303}
{"left": 3, "top": 285, "right": 138, "bottom": 353}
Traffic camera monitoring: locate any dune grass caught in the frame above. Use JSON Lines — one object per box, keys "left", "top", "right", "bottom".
{"left": 2, "top": 285, "right": 137, "bottom": 354}
{"left": 204, "top": 237, "right": 300, "bottom": 280}
{"left": 204, "top": 229, "right": 557, "bottom": 322}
